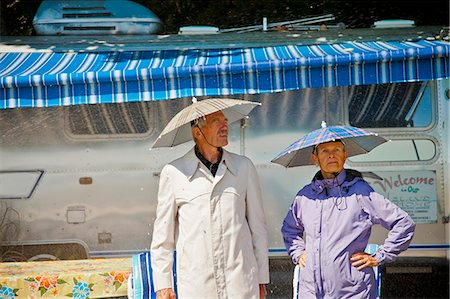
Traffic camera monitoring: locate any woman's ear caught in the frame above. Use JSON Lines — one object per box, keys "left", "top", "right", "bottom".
{"left": 311, "top": 153, "right": 318, "bottom": 166}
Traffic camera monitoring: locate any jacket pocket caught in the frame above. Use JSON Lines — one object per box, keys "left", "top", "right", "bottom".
{"left": 175, "top": 191, "right": 208, "bottom": 205}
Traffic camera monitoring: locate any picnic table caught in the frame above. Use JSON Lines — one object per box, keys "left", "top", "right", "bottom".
{"left": 0, "top": 257, "right": 131, "bottom": 298}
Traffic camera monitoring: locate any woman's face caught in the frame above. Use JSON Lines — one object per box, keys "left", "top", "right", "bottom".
{"left": 311, "top": 141, "right": 347, "bottom": 179}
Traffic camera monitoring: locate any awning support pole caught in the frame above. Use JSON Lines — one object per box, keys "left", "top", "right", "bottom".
{"left": 240, "top": 118, "right": 247, "bottom": 155}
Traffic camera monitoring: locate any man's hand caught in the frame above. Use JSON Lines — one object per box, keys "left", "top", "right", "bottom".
{"left": 156, "top": 288, "right": 176, "bottom": 299}
{"left": 259, "top": 284, "right": 267, "bottom": 299}
{"left": 298, "top": 252, "right": 307, "bottom": 269}
{"left": 350, "top": 252, "right": 379, "bottom": 270}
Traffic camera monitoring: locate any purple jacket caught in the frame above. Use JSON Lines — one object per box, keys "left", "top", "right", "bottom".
{"left": 281, "top": 169, "right": 415, "bottom": 299}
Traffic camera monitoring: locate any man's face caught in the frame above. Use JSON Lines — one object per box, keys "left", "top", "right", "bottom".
{"left": 311, "top": 141, "right": 347, "bottom": 178}
{"left": 198, "top": 111, "right": 228, "bottom": 148}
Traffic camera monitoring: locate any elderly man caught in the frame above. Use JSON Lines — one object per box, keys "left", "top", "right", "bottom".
{"left": 151, "top": 110, "right": 269, "bottom": 299}
{"left": 281, "top": 140, "right": 415, "bottom": 299}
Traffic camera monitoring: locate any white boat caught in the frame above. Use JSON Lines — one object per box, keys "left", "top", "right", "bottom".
{"left": 33, "top": 0, "right": 163, "bottom": 35}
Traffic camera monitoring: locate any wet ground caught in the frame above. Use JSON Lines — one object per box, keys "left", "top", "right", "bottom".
{"left": 267, "top": 256, "right": 449, "bottom": 299}
{"left": 117, "top": 256, "right": 450, "bottom": 299}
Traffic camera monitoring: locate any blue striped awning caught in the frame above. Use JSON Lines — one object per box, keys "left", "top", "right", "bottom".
{"left": 0, "top": 39, "right": 449, "bottom": 109}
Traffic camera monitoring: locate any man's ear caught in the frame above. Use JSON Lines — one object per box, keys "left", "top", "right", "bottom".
{"left": 192, "top": 126, "right": 201, "bottom": 139}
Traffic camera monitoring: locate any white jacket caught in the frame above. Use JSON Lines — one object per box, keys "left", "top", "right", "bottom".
{"left": 151, "top": 147, "right": 269, "bottom": 299}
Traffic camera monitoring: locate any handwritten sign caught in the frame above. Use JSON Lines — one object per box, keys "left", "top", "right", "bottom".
{"left": 366, "top": 171, "right": 437, "bottom": 224}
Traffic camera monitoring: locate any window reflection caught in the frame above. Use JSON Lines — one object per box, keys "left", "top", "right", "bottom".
{"left": 348, "top": 82, "right": 432, "bottom": 128}
{"left": 68, "top": 102, "right": 152, "bottom": 135}
{"left": 242, "top": 89, "right": 330, "bottom": 162}
{"left": 243, "top": 89, "right": 328, "bottom": 135}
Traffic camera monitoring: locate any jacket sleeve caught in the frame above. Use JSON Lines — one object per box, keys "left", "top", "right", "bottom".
{"left": 150, "top": 165, "right": 177, "bottom": 291}
{"left": 245, "top": 158, "right": 270, "bottom": 284}
{"left": 281, "top": 197, "right": 305, "bottom": 265}
{"left": 359, "top": 190, "right": 416, "bottom": 265}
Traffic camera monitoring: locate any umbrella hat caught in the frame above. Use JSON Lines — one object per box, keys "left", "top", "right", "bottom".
{"left": 152, "top": 97, "right": 261, "bottom": 148}
{"left": 271, "top": 121, "right": 388, "bottom": 167}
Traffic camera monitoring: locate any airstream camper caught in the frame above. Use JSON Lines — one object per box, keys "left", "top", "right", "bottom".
{"left": 0, "top": 4, "right": 449, "bottom": 296}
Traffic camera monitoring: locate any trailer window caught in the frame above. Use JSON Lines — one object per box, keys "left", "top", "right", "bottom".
{"left": 349, "top": 139, "right": 436, "bottom": 162}
{"left": 0, "top": 170, "right": 44, "bottom": 199}
{"left": 66, "top": 101, "right": 153, "bottom": 137}
{"left": 348, "top": 82, "right": 432, "bottom": 128}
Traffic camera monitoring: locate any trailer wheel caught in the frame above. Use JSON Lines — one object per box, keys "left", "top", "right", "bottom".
{"left": 0, "top": 241, "right": 89, "bottom": 262}
{"left": 28, "top": 253, "right": 59, "bottom": 261}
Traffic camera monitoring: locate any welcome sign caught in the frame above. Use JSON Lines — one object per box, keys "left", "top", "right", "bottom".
{"left": 366, "top": 171, "right": 437, "bottom": 224}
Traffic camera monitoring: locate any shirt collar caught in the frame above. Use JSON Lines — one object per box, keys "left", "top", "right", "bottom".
{"left": 194, "top": 146, "right": 223, "bottom": 177}
{"left": 185, "top": 147, "right": 237, "bottom": 179}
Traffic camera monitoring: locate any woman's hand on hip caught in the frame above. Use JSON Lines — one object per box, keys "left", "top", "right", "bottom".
{"left": 350, "top": 252, "right": 379, "bottom": 270}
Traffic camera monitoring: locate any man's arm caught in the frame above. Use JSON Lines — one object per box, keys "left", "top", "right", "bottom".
{"left": 245, "top": 159, "right": 270, "bottom": 284}
{"left": 150, "top": 165, "right": 177, "bottom": 292}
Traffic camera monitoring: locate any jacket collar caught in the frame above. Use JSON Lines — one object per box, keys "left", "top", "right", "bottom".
{"left": 311, "top": 168, "right": 363, "bottom": 195}
{"left": 185, "top": 146, "right": 237, "bottom": 179}
{"left": 222, "top": 149, "right": 237, "bottom": 176}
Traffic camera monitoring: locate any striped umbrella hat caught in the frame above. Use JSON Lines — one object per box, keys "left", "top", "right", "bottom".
{"left": 271, "top": 121, "right": 388, "bottom": 167}
{"left": 151, "top": 97, "right": 260, "bottom": 148}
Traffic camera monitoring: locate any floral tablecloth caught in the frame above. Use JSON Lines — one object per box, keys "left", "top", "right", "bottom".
{"left": 0, "top": 258, "right": 131, "bottom": 298}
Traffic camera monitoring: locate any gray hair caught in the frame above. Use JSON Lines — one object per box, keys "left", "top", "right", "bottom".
{"left": 191, "top": 116, "right": 207, "bottom": 129}
{"left": 312, "top": 139, "right": 346, "bottom": 154}
{"left": 191, "top": 116, "right": 207, "bottom": 143}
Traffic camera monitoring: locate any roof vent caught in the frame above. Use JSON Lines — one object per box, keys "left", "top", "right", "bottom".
{"left": 33, "top": 0, "right": 163, "bottom": 35}
{"left": 373, "top": 19, "right": 415, "bottom": 29}
{"left": 178, "top": 26, "right": 220, "bottom": 35}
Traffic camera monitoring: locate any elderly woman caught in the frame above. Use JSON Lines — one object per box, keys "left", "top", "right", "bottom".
{"left": 281, "top": 140, "right": 415, "bottom": 299}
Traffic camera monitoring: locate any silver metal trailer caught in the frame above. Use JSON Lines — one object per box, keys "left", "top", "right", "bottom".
{"left": 1, "top": 27, "right": 449, "bottom": 297}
